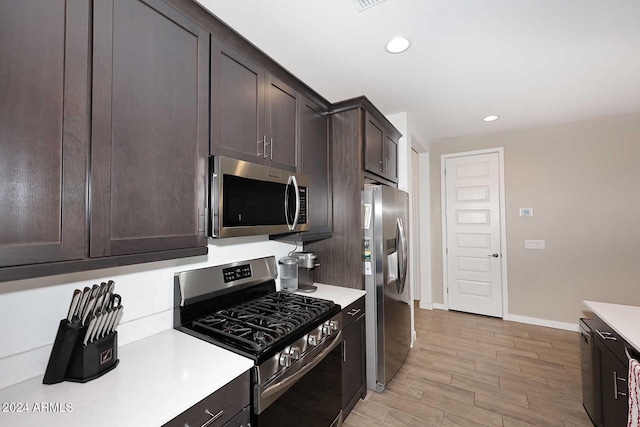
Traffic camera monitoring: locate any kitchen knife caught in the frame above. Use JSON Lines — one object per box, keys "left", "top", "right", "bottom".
{"left": 90, "top": 312, "right": 103, "bottom": 343}
{"left": 104, "top": 308, "right": 117, "bottom": 336}
{"left": 101, "top": 291, "right": 112, "bottom": 312}
{"left": 90, "top": 284, "right": 100, "bottom": 299}
{"left": 82, "top": 297, "right": 96, "bottom": 325}
{"left": 66, "top": 290, "right": 82, "bottom": 322}
{"left": 76, "top": 287, "right": 91, "bottom": 319}
{"left": 99, "top": 282, "right": 108, "bottom": 296}
{"left": 83, "top": 315, "right": 97, "bottom": 346}
{"left": 112, "top": 306, "right": 124, "bottom": 333}
{"left": 107, "top": 280, "right": 115, "bottom": 293}
{"left": 98, "top": 308, "right": 112, "bottom": 338}
{"left": 94, "top": 294, "right": 105, "bottom": 316}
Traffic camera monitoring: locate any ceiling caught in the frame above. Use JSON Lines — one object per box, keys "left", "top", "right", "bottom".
{"left": 197, "top": 0, "right": 640, "bottom": 150}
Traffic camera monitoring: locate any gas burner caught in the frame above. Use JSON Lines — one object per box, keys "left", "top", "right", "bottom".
{"left": 190, "top": 290, "right": 336, "bottom": 355}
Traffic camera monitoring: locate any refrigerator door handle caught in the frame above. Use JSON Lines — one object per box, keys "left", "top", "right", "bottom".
{"left": 397, "top": 218, "right": 408, "bottom": 294}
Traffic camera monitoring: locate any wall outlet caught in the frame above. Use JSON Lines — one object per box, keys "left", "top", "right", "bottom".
{"left": 524, "top": 239, "right": 546, "bottom": 250}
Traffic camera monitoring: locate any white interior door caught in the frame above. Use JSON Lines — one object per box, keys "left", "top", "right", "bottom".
{"left": 445, "top": 153, "right": 503, "bottom": 317}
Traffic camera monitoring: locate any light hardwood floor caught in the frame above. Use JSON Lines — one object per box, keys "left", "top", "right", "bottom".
{"left": 344, "top": 305, "right": 592, "bottom": 427}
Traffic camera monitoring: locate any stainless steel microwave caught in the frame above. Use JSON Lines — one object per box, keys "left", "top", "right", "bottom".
{"left": 209, "top": 157, "right": 309, "bottom": 238}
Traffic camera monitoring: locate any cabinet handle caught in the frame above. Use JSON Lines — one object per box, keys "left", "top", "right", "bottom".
{"left": 343, "top": 341, "right": 347, "bottom": 362}
{"left": 200, "top": 409, "right": 223, "bottom": 427}
{"left": 257, "top": 136, "right": 265, "bottom": 157}
{"left": 613, "top": 371, "right": 627, "bottom": 399}
{"left": 347, "top": 308, "right": 362, "bottom": 317}
{"left": 595, "top": 329, "right": 617, "bottom": 341}
{"left": 379, "top": 160, "right": 384, "bottom": 171}
{"left": 270, "top": 137, "right": 273, "bottom": 160}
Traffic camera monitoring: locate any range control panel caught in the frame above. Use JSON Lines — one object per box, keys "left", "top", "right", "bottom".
{"left": 223, "top": 264, "right": 252, "bottom": 283}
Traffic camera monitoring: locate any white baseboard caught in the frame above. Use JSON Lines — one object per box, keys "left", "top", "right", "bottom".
{"left": 506, "top": 314, "right": 579, "bottom": 332}
{"left": 433, "top": 303, "right": 448, "bottom": 311}
{"left": 418, "top": 301, "right": 433, "bottom": 310}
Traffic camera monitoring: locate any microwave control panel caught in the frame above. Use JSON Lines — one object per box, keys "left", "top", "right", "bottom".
{"left": 298, "top": 187, "right": 307, "bottom": 224}
{"left": 223, "top": 264, "right": 252, "bottom": 283}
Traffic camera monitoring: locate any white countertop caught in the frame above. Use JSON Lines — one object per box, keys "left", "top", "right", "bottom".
{"left": 0, "top": 330, "right": 253, "bottom": 427}
{"left": 584, "top": 300, "right": 640, "bottom": 352}
{"left": 297, "top": 283, "right": 366, "bottom": 309}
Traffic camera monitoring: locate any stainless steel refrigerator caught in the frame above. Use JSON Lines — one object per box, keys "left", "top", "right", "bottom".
{"left": 363, "top": 184, "right": 411, "bottom": 393}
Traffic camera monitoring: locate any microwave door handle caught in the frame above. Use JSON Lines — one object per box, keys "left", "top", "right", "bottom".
{"left": 291, "top": 175, "right": 300, "bottom": 230}
{"left": 284, "top": 175, "right": 292, "bottom": 230}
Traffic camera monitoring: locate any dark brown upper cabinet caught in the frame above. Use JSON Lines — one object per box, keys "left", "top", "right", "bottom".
{"left": 0, "top": 0, "right": 90, "bottom": 268}
{"left": 266, "top": 75, "right": 300, "bottom": 172}
{"left": 90, "top": 0, "right": 209, "bottom": 257}
{"left": 364, "top": 112, "right": 399, "bottom": 183}
{"left": 211, "top": 38, "right": 300, "bottom": 172}
{"left": 300, "top": 97, "right": 332, "bottom": 236}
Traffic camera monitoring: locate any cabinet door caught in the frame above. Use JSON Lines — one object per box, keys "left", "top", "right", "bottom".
{"left": 384, "top": 133, "right": 398, "bottom": 182}
{"left": 91, "top": 0, "right": 209, "bottom": 257}
{"left": 0, "top": 0, "right": 89, "bottom": 267}
{"left": 211, "top": 38, "right": 266, "bottom": 165}
{"left": 266, "top": 75, "right": 299, "bottom": 172}
{"left": 364, "top": 113, "right": 384, "bottom": 175}
{"left": 342, "top": 315, "right": 366, "bottom": 416}
{"left": 594, "top": 337, "right": 628, "bottom": 426}
{"left": 300, "top": 98, "right": 332, "bottom": 235}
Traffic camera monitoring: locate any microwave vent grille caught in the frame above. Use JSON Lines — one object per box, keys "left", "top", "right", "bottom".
{"left": 352, "top": 0, "right": 387, "bottom": 12}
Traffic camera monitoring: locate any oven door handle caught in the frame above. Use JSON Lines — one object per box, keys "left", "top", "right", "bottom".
{"left": 261, "top": 331, "right": 342, "bottom": 399}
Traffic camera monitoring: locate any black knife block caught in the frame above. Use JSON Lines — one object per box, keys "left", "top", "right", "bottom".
{"left": 43, "top": 319, "right": 119, "bottom": 385}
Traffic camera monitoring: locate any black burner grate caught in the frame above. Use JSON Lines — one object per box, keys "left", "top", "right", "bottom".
{"left": 192, "top": 292, "right": 335, "bottom": 353}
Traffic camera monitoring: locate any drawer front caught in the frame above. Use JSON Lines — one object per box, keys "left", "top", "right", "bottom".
{"left": 342, "top": 297, "right": 365, "bottom": 329}
{"left": 592, "top": 316, "right": 627, "bottom": 366}
{"left": 164, "top": 372, "right": 250, "bottom": 427}
{"left": 223, "top": 406, "right": 250, "bottom": 427}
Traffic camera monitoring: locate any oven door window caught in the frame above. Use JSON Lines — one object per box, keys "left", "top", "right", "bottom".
{"left": 256, "top": 344, "right": 342, "bottom": 427}
{"left": 223, "top": 175, "right": 287, "bottom": 227}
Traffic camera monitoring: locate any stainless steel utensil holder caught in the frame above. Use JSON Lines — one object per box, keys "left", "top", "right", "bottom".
{"left": 43, "top": 319, "right": 119, "bottom": 385}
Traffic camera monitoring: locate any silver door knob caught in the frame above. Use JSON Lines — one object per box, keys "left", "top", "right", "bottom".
{"left": 488, "top": 253, "right": 499, "bottom": 258}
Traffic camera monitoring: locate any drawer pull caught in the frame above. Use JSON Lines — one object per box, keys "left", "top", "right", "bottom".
{"left": 613, "top": 371, "right": 627, "bottom": 400}
{"left": 201, "top": 409, "right": 223, "bottom": 427}
{"left": 348, "top": 308, "right": 362, "bottom": 316}
{"left": 595, "top": 329, "right": 617, "bottom": 341}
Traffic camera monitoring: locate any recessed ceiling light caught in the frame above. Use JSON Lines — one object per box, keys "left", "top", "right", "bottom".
{"left": 483, "top": 115, "right": 500, "bottom": 122}
{"left": 385, "top": 37, "right": 411, "bottom": 54}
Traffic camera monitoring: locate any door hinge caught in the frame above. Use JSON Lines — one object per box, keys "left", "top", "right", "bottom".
{"left": 447, "top": 287, "right": 449, "bottom": 294}
{"left": 446, "top": 247, "right": 448, "bottom": 254}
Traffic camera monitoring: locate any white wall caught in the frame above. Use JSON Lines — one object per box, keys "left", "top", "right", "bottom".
{"left": 0, "top": 236, "right": 295, "bottom": 389}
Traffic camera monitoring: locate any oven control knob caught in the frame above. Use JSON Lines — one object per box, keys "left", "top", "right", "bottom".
{"left": 322, "top": 324, "right": 331, "bottom": 336}
{"left": 307, "top": 334, "right": 319, "bottom": 346}
{"left": 289, "top": 346, "right": 301, "bottom": 359}
{"left": 329, "top": 320, "right": 340, "bottom": 332}
{"left": 279, "top": 353, "right": 292, "bottom": 368}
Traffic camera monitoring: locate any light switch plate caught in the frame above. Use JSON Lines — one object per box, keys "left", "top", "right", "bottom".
{"left": 524, "top": 240, "right": 545, "bottom": 250}
{"left": 519, "top": 208, "right": 534, "bottom": 217}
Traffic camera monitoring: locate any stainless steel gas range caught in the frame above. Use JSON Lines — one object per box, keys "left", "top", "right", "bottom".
{"left": 174, "top": 256, "right": 343, "bottom": 427}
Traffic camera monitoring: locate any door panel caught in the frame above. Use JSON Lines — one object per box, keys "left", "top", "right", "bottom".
{"left": 267, "top": 76, "right": 299, "bottom": 172}
{"left": 211, "top": 38, "right": 265, "bottom": 164}
{"left": 445, "top": 153, "right": 502, "bottom": 317}
{"left": 365, "top": 114, "right": 384, "bottom": 175}
{"left": 91, "top": 0, "right": 208, "bottom": 257}
{"left": 0, "top": 0, "right": 88, "bottom": 267}
{"left": 380, "top": 186, "right": 410, "bottom": 386}
{"left": 384, "top": 134, "right": 398, "bottom": 182}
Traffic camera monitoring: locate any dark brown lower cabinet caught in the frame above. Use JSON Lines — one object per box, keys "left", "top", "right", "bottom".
{"left": 342, "top": 297, "right": 366, "bottom": 419}
{"left": 594, "top": 334, "right": 628, "bottom": 427}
